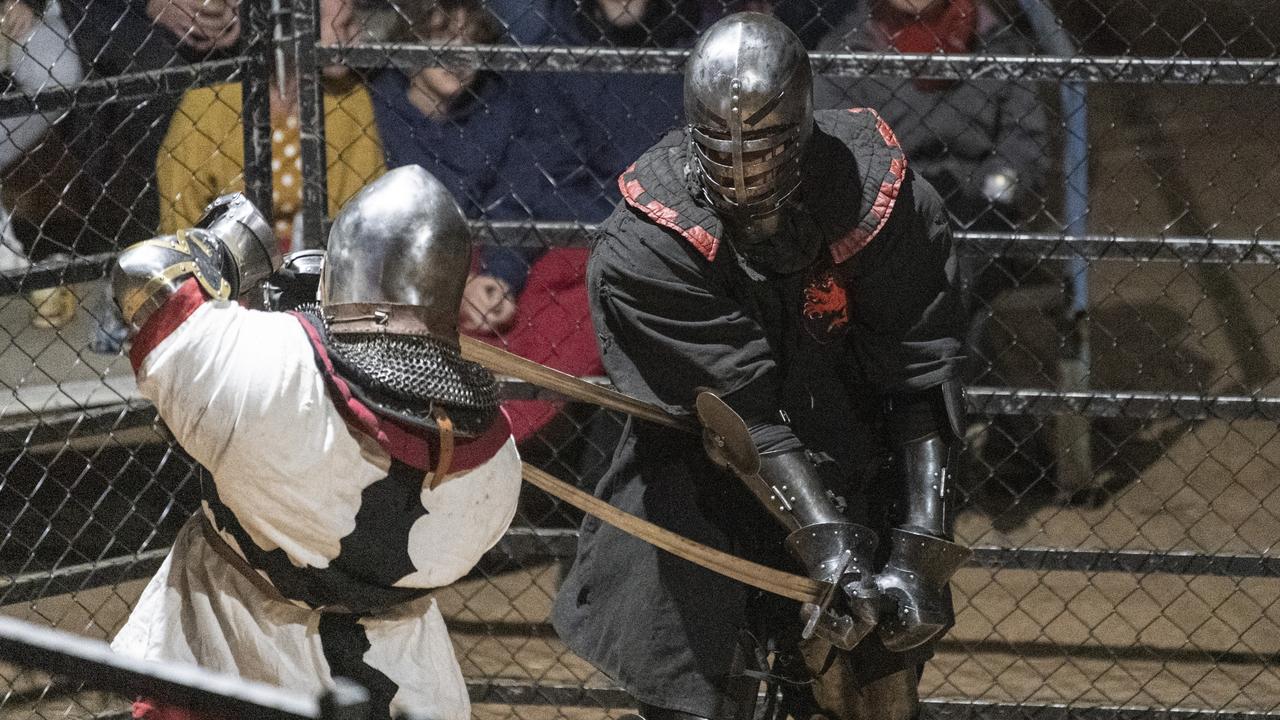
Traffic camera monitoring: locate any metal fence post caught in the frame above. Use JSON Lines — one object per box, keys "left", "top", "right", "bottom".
{"left": 293, "top": 0, "right": 329, "bottom": 249}
{"left": 1017, "top": 0, "right": 1093, "bottom": 498}
{"left": 241, "top": 0, "right": 275, "bottom": 223}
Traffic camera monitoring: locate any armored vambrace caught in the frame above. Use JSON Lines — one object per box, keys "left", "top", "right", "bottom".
{"left": 875, "top": 384, "right": 972, "bottom": 652}
{"left": 112, "top": 194, "right": 277, "bottom": 332}
{"left": 696, "top": 392, "right": 879, "bottom": 650}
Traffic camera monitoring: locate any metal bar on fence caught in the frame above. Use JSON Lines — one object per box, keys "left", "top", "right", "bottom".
{"left": 294, "top": 0, "right": 329, "bottom": 249}
{"left": 0, "top": 615, "right": 322, "bottom": 720}
{"left": 964, "top": 386, "right": 1280, "bottom": 420}
{"left": 9, "top": 384, "right": 1280, "bottom": 460}
{"left": 1016, "top": 0, "right": 1095, "bottom": 502}
{"left": 965, "top": 547, "right": 1280, "bottom": 577}
{"left": 463, "top": 681, "right": 1280, "bottom": 720}
{"left": 490, "top": 527, "right": 1280, "bottom": 579}
{"left": 4, "top": 231, "right": 1276, "bottom": 295}
{"left": 919, "top": 700, "right": 1280, "bottom": 720}
{"left": 241, "top": 0, "right": 276, "bottom": 224}
{"left": 502, "top": 381, "right": 1280, "bottom": 422}
{"left": 0, "top": 549, "right": 169, "bottom": 606}
{"left": 0, "top": 401, "right": 157, "bottom": 453}
{"left": 318, "top": 44, "right": 1280, "bottom": 84}
{"left": 0, "top": 59, "right": 244, "bottom": 121}
{"left": 953, "top": 232, "right": 1280, "bottom": 263}
{"left": 10, "top": 525, "right": 1278, "bottom": 611}
{"left": 0, "top": 251, "right": 115, "bottom": 294}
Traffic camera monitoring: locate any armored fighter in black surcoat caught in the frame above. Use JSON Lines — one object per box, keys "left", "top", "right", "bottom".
{"left": 552, "top": 12, "right": 970, "bottom": 720}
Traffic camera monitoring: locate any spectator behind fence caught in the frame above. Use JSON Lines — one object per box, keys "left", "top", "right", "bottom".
{"left": 369, "top": 0, "right": 614, "bottom": 444}
{"left": 492, "top": 0, "right": 698, "bottom": 203}
{"left": 58, "top": 0, "right": 239, "bottom": 248}
{"left": 52, "top": 0, "right": 237, "bottom": 348}
{"left": 0, "top": 0, "right": 83, "bottom": 328}
{"left": 61, "top": 0, "right": 244, "bottom": 346}
{"left": 698, "top": 0, "right": 855, "bottom": 47}
{"left": 813, "top": 0, "right": 1049, "bottom": 232}
{"left": 157, "top": 0, "right": 386, "bottom": 250}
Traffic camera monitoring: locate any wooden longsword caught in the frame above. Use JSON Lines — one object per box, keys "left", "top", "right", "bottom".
{"left": 458, "top": 336, "right": 827, "bottom": 605}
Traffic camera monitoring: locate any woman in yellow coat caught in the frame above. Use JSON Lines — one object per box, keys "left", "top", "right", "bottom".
{"left": 156, "top": 0, "right": 385, "bottom": 250}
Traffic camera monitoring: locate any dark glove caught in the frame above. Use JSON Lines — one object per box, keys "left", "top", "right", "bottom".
{"left": 786, "top": 519, "right": 881, "bottom": 650}
{"left": 262, "top": 249, "right": 324, "bottom": 311}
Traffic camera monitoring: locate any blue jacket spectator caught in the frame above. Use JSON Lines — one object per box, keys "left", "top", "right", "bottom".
{"left": 371, "top": 68, "right": 612, "bottom": 292}
{"left": 369, "top": 0, "right": 613, "bottom": 334}
{"left": 488, "top": 0, "right": 699, "bottom": 205}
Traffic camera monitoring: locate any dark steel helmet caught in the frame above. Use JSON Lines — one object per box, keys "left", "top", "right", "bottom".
{"left": 320, "top": 165, "right": 472, "bottom": 346}
{"left": 684, "top": 12, "right": 814, "bottom": 222}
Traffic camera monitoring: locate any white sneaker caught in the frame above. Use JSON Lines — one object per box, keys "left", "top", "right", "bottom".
{"left": 29, "top": 285, "right": 77, "bottom": 329}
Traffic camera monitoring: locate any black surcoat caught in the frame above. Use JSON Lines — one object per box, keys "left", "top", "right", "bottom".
{"left": 551, "top": 108, "right": 964, "bottom": 717}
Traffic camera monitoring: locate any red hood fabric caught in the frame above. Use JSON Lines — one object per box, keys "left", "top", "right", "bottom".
{"left": 132, "top": 699, "right": 227, "bottom": 720}
{"left": 874, "top": 0, "right": 976, "bottom": 90}
{"left": 466, "top": 247, "right": 602, "bottom": 443}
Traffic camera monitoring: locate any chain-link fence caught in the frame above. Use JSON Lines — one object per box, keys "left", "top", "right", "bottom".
{"left": 1, "top": 0, "right": 1279, "bottom": 717}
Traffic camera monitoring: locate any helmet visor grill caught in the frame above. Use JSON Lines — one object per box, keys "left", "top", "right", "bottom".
{"left": 692, "top": 123, "right": 804, "bottom": 216}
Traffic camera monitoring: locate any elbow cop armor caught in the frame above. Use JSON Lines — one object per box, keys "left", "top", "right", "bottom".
{"left": 112, "top": 194, "right": 276, "bottom": 332}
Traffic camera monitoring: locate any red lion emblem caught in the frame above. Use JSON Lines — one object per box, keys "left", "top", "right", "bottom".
{"left": 803, "top": 271, "right": 849, "bottom": 333}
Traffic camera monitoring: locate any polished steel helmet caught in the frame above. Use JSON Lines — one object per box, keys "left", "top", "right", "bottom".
{"left": 320, "top": 165, "right": 471, "bottom": 346}
{"left": 685, "top": 12, "right": 814, "bottom": 223}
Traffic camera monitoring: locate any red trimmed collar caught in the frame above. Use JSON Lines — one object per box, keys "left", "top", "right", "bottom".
{"left": 618, "top": 108, "right": 908, "bottom": 267}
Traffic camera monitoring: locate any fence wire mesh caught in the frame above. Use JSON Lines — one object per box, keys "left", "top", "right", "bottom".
{"left": 0, "top": 0, "right": 1278, "bottom": 718}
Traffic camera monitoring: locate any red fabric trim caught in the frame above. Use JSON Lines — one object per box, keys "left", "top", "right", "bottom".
{"left": 829, "top": 112, "right": 909, "bottom": 265}
{"left": 463, "top": 248, "right": 601, "bottom": 443}
{"left": 290, "top": 312, "right": 512, "bottom": 475}
{"left": 440, "top": 407, "right": 512, "bottom": 472}
{"left": 619, "top": 169, "right": 721, "bottom": 261}
{"left": 132, "top": 698, "right": 222, "bottom": 720}
{"left": 129, "top": 278, "right": 210, "bottom": 374}
{"left": 874, "top": 115, "right": 901, "bottom": 149}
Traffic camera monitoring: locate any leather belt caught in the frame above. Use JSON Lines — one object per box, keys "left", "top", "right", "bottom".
{"left": 197, "top": 516, "right": 361, "bottom": 615}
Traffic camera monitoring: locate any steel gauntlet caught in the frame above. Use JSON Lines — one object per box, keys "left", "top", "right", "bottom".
{"left": 112, "top": 194, "right": 277, "bottom": 332}
{"left": 696, "top": 392, "right": 879, "bottom": 650}
{"left": 875, "top": 382, "right": 972, "bottom": 652}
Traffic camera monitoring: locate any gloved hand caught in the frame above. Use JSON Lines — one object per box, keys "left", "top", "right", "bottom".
{"left": 874, "top": 528, "right": 971, "bottom": 652}
{"left": 195, "top": 194, "right": 278, "bottom": 297}
{"left": 262, "top": 249, "right": 324, "bottom": 311}
{"left": 788, "top": 521, "right": 881, "bottom": 650}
